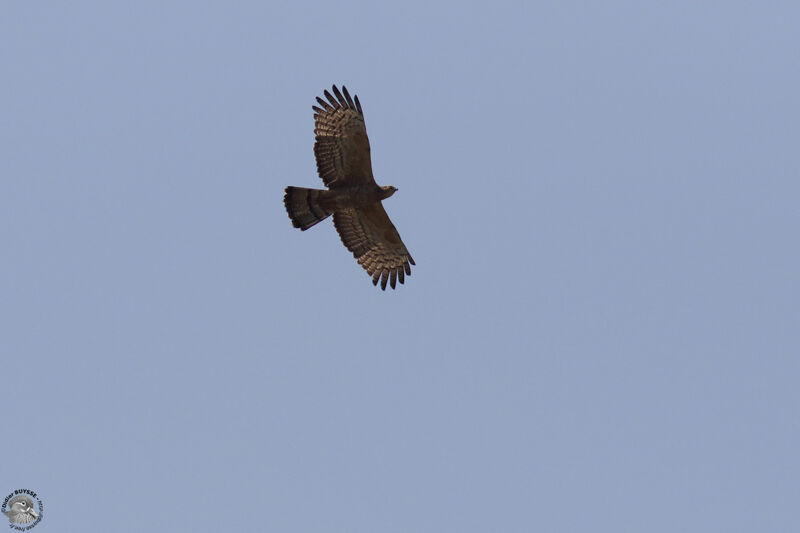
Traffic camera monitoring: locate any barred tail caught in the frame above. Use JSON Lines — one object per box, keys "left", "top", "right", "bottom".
{"left": 283, "top": 186, "right": 332, "bottom": 230}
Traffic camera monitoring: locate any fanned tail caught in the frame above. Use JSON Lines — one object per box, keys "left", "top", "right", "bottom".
{"left": 283, "top": 186, "right": 332, "bottom": 230}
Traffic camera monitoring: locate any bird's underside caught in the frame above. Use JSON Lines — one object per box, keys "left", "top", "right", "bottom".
{"left": 283, "top": 85, "right": 414, "bottom": 290}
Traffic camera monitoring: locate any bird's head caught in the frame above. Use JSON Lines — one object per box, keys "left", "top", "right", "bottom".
{"left": 380, "top": 185, "right": 398, "bottom": 199}
{"left": 4, "top": 496, "right": 37, "bottom": 525}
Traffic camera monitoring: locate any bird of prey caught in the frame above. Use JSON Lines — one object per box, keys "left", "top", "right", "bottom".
{"left": 283, "top": 85, "right": 415, "bottom": 290}
{"left": 3, "top": 495, "right": 38, "bottom": 525}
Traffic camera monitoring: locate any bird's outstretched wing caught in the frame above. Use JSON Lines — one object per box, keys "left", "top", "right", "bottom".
{"left": 312, "top": 85, "right": 375, "bottom": 188}
{"left": 333, "top": 203, "right": 415, "bottom": 290}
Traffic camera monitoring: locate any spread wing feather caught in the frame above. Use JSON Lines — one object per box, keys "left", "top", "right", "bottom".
{"left": 313, "top": 85, "right": 375, "bottom": 188}
{"left": 333, "top": 204, "right": 415, "bottom": 290}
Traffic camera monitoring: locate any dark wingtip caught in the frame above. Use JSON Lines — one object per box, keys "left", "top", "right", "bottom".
{"left": 318, "top": 85, "right": 361, "bottom": 114}
{"left": 342, "top": 86, "right": 356, "bottom": 109}
{"left": 323, "top": 89, "right": 339, "bottom": 109}
{"left": 331, "top": 85, "right": 347, "bottom": 108}
{"left": 316, "top": 96, "right": 333, "bottom": 111}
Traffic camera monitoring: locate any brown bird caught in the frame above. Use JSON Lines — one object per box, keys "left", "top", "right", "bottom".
{"left": 283, "top": 85, "right": 415, "bottom": 290}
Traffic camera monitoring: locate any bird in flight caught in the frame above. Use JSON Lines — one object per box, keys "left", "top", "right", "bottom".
{"left": 283, "top": 85, "right": 415, "bottom": 290}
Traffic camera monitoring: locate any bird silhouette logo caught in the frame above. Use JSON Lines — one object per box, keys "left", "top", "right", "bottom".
{"left": 2, "top": 491, "right": 43, "bottom": 529}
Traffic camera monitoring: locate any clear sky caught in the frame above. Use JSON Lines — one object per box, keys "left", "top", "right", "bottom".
{"left": 2, "top": 1, "right": 798, "bottom": 531}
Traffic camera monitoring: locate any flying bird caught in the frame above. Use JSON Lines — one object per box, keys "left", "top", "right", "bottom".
{"left": 3, "top": 495, "right": 38, "bottom": 525}
{"left": 283, "top": 85, "right": 415, "bottom": 290}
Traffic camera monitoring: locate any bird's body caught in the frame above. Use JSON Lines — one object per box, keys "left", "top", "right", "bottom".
{"left": 283, "top": 85, "right": 414, "bottom": 290}
{"left": 285, "top": 183, "right": 395, "bottom": 227}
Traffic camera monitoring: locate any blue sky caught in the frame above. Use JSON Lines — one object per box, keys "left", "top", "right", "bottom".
{"left": 2, "top": 1, "right": 798, "bottom": 531}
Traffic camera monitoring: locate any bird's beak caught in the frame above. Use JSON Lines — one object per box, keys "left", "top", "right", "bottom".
{"left": 29, "top": 508, "right": 38, "bottom": 518}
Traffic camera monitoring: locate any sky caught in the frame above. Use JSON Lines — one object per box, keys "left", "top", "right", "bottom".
{"left": 2, "top": 1, "right": 799, "bottom": 531}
